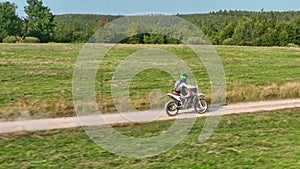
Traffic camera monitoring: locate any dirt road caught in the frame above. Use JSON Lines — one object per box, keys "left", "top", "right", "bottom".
{"left": 0, "top": 99, "right": 299, "bottom": 133}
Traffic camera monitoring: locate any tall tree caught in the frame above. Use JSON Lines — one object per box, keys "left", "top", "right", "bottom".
{"left": 261, "top": 27, "right": 276, "bottom": 46}
{"left": 0, "top": 2, "right": 22, "bottom": 42}
{"left": 125, "top": 22, "right": 141, "bottom": 44}
{"left": 24, "top": 0, "right": 54, "bottom": 42}
{"left": 276, "top": 22, "right": 290, "bottom": 46}
{"left": 232, "top": 17, "right": 254, "bottom": 45}
{"left": 218, "top": 22, "right": 236, "bottom": 45}
{"left": 251, "top": 13, "right": 268, "bottom": 46}
{"left": 291, "top": 18, "right": 300, "bottom": 45}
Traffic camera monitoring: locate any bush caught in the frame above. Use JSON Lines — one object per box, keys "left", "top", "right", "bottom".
{"left": 2, "top": 36, "right": 40, "bottom": 43}
{"left": 3, "top": 36, "right": 21, "bottom": 43}
{"left": 287, "top": 43, "right": 298, "bottom": 47}
{"left": 222, "top": 38, "right": 235, "bottom": 45}
{"left": 24, "top": 37, "right": 40, "bottom": 43}
{"left": 186, "top": 37, "right": 209, "bottom": 45}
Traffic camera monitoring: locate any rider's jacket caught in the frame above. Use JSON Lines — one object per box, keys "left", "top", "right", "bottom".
{"left": 174, "top": 80, "right": 196, "bottom": 97}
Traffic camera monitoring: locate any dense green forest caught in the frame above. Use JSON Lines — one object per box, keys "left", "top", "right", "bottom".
{"left": 182, "top": 10, "right": 300, "bottom": 46}
{"left": 0, "top": 0, "right": 299, "bottom": 46}
{"left": 51, "top": 11, "right": 300, "bottom": 46}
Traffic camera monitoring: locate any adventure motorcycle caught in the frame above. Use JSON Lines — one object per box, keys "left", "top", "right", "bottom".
{"left": 166, "top": 87, "right": 208, "bottom": 116}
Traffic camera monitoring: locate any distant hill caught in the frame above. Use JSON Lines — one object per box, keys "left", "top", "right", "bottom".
{"left": 52, "top": 10, "right": 300, "bottom": 46}
{"left": 181, "top": 10, "right": 300, "bottom": 30}
{"left": 53, "top": 14, "right": 120, "bottom": 42}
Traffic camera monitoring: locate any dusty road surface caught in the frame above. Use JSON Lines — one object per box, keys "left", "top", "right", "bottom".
{"left": 0, "top": 99, "right": 299, "bottom": 133}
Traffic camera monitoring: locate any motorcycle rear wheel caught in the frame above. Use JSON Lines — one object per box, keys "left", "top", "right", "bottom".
{"left": 166, "top": 101, "right": 179, "bottom": 116}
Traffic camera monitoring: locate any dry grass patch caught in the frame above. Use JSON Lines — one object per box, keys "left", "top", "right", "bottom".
{"left": 227, "top": 82, "right": 300, "bottom": 103}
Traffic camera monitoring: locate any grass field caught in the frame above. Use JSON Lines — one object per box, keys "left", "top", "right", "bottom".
{"left": 0, "top": 108, "right": 299, "bottom": 168}
{"left": 0, "top": 43, "right": 299, "bottom": 119}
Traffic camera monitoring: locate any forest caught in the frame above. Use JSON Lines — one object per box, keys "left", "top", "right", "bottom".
{"left": 0, "top": 0, "right": 299, "bottom": 46}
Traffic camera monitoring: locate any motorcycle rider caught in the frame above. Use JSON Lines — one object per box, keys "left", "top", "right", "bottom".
{"left": 174, "top": 74, "right": 196, "bottom": 108}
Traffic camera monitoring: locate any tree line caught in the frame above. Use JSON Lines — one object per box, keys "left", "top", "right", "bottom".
{"left": 0, "top": 0, "right": 299, "bottom": 46}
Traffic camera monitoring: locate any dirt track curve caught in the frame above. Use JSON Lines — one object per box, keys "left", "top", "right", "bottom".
{"left": 0, "top": 99, "right": 299, "bottom": 134}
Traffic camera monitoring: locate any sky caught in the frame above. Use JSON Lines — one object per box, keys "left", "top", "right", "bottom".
{"left": 2, "top": 0, "right": 300, "bottom": 17}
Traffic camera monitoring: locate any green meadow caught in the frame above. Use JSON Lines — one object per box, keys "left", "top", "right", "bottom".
{"left": 0, "top": 43, "right": 299, "bottom": 119}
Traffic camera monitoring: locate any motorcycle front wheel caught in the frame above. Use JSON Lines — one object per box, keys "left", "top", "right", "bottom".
{"left": 166, "top": 101, "right": 179, "bottom": 116}
{"left": 195, "top": 99, "right": 208, "bottom": 114}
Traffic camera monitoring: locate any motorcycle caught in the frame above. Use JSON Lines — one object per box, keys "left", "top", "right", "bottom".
{"left": 165, "top": 87, "right": 208, "bottom": 116}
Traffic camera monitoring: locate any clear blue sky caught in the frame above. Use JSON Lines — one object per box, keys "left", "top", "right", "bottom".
{"left": 2, "top": 0, "right": 300, "bottom": 17}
